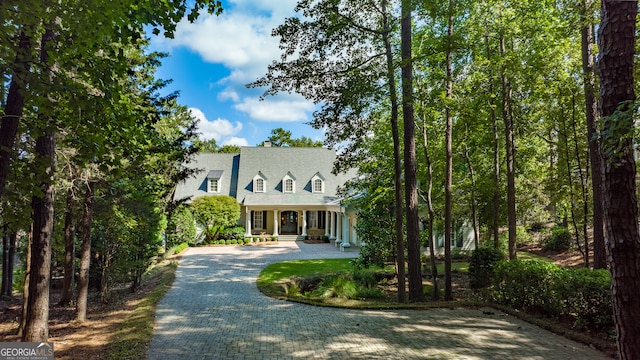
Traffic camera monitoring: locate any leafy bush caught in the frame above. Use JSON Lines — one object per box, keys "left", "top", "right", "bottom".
{"left": 166, "top": 205, "right": 197, "bottom": 246}
{"left": 218, "top": 226, "right": 246, "bottom": 241}
{"left": 529, "top": 221, "right": 545, "bottom": 233}
{"left": 542, "top": 226, "right": 572, "bottom": 251}
{"left": 490, "top": 260, "right": 613, "bottom": 332}
{"left": 173, "top": 243, "right": 189, "bottom": 255}
{"left": 226, "top": 239, "right": 233, "bottom": 245}
{"left": 244, "top": 238, "right": 251, "bottom": 244}
{"left": 272, "top": 236, "right": 278, "bottom": 241}
{"left": 515, "top": 226, "right": 534, "bottom": 246}
{"left": 468, "top": 247, "right": 504, "bottom": 289}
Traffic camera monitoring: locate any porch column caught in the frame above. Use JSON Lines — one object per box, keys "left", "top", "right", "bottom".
{"left": 341, "top": 210, "right": 350, "bottom": 248}
{"left": 324, "top": 211, "right": 330, "bottom": 237}
{"left": 245, "top": 207, "right": 252, "bottom": 237}
{"left": 335, "top": 212, "right": 342, "bottom": 246}
{"left": 273, "top": 210, "right": 279, "bottom": 237}
{"left": 301, "top": 210, "right": 307, "bottom": 236}
{"left": 328, "top": 211, "right": 335, "bottom": 239}
{"left": 331, "top": 211, "right": 337, "bottom": 239}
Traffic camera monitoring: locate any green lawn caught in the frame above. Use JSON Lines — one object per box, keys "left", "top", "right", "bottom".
{"left": 257, "top": 258, "right": 354, "bottom": 287}
{"left": 517, "top": 251, "right": 554, "bottom": 263}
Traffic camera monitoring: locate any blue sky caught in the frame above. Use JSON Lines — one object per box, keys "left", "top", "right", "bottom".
{"left": 149, "top": 0, "right": 323, "bottom": 147}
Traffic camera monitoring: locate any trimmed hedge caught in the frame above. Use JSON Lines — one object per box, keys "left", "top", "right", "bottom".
{"left": 173, "top": 242, "right": 189, "bottom": 255}
{"left": 490, "top": 260, "right": 613, "bottom": 332}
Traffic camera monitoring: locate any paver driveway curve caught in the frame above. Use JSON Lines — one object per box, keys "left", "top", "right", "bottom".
{"left": 147, "top": 242, "right": 610, "bottom": 360}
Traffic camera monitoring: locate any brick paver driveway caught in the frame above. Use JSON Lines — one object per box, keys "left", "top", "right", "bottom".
{"left": 147, "top": 242, "right": 610, "bottom": 360}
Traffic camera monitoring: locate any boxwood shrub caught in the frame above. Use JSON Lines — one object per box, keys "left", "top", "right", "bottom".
{"left": 490, "top": 259, "right": 613, "bottom": 332}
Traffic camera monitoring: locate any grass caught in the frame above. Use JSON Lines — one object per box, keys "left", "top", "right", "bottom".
{"left": 257, "top": 258, "right": 477, "bottom": 309}
{"left": 107, "top": 261, "right": 178, "bottom": 360}
{"left": 258, "top": 258, "right": 354, "bottom": 286}
{"left": 434, "top": 261, "right": 469, "bottom": 273}
{"left": 517, "top": 251, "right": 554, "bottom": 263}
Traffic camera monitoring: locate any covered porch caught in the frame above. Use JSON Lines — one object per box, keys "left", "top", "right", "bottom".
{"left": 241, "top": 206, "right": 358, "bottom": 247}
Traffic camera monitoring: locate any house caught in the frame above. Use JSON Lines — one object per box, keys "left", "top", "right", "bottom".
{"left": 173, "top": 146, "right": 360, "bottom": 247}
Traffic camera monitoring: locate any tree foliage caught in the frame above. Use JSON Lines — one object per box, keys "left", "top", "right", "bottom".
{"left": 190, "top": 195, "right": 241, "bottom": 243}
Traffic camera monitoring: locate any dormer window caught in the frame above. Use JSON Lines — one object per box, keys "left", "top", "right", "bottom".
{"left": 311, "top": 172, "right": 325, "bottom": 193}
{"left": 207, "top": 170, "right": 223, "bottom": 193}
{"left": 283, "top": 172, "right": 296, "bottom": 193}
{"left": 253, "top": 171, "right": 267, "bottom": 193}
{"left": 284, "top": 179, "right": 294, "bottom": 192}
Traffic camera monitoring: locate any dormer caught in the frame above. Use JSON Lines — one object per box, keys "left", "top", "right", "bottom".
{"left": 311, "top": 172, "right": 325, "bottom": 193}
{"left": 253, "top": 171, "right": 267, "bottom": 193}
{"left": 207, "top": 170, "right": 223, "bottom": 193}
{"left": 282, "top": 172, "right": 296, "bottom": 193}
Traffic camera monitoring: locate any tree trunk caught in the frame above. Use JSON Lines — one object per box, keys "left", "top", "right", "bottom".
{"left": 463, "top": 141, "right": 479, "bottom": 249}
{"left": 443, "top": 0, "right": 455, "bottom": 301}
{"left": 500, "top": 34, "right": 517, "bottom": 260}
{"left": 381, "top": 0, "right": 405, "bottom": 303}
{"left": 570, "top": 95, "right": 590, "bottom": 267}
{"left": 22, "top": 23, "right": 57, "bottom": 343}
{"left": 1, "top": 229, "right": 17, "bottom": 297}
{"left": 76, "top": 181, "right": 95, "bottom": 322}
{"left": 420, "top": 118, "right": 439, "bottom": 301}
{"left": 18, "top": 225, "right": 32, "bottom": 338}
{"left": 581, "top": 0, "right": 606, "bottom": 270}
{"left": 560, "top": 102, "right": 584, "bottom": 258}
{"left": 597, "top": 1, "right": 640, "bottom": 358}
{"left": 487, "top": 35, "right": 501, "bottom": 250}
{"left": 58, "top": 189, "right": 76, "bottom": 306}
{"left": 23, "top": 130, "right": 56, "bottom": 342}
{"left": 0, "top": 30, "right": 33, "bottom": 199}
{"left": 401, "top": 0, "right": 424, "bottom": 302}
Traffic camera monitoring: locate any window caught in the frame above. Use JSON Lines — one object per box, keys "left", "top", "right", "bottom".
{"left": 255, "top": 178, "right": 264, "bottom": 192}
{"left": 313, "top": 179, "right": 323, "bottom": 193}
{"left": 311, "top": 172, "right": 325, "bottom": 193}
{"left": 284, "top": 178, "right": 294, "bottom": 193}
{"left": 309, "top": 211, "right": 317, "bottom": 228}
{"left": 208, "top": 178, "right": 219, "bottom": 193}
{"left": 207, "top": 170, "right": 223, "bottom": 193}
{"left": 254, "top": 211, "right": 264, "bottom": 229}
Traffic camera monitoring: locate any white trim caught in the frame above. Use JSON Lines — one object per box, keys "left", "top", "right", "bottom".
{"left": 283, "top": 174, "right": 295, "bottom": 193}
{"left": 208, "top": 178, "right": 220, "bottom": 193}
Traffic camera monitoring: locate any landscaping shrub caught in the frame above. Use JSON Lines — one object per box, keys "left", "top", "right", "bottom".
{"left": 244, "top": 238, "right": 251, "bottom": 244}
{"left": 542, "top": 226, "right": 572, "bottom": 251}
{"left": 218, "top": 226, "right": 245, "bottom": 241}
{"left": 226, "top": 239, "right": 234, "bottom": 245}
{"left": 173, "top": 243, "right": 189, "bottom": 255}
{"left": 468, "top": 247, "right": 504, "bottom": 289}
{"left": 490, "top": 260, "right": 613, "bottom": 332}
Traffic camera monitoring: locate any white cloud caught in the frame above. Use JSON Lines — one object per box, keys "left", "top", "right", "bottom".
{"left": 171, "top": 11, "right": 280, "bottom": 78}
{"left": 223, "top": 137, "right": 250, "bottom": 147}
{"left": 218, "top": 87, "right": 240, "bottom": 102}
{"left": 189, "top": 107, "right": 243, "bottom": 141}
{"left": 234, "top": 97, "right": 315, "bottom": 122}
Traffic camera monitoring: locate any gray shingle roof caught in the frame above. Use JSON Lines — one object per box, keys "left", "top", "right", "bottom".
{"left": 173, "top": 147, "right": 356, "bottom": 206}
{"left": 235, "top": 147, "right": 355, "bottom": 206}
{"left": 173, "top": 153, "right": 239, "bottom": 202}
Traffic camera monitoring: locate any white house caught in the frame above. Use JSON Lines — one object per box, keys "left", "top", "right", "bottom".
{"left": 173, "top": 146, "right": 360, "bottom": 248}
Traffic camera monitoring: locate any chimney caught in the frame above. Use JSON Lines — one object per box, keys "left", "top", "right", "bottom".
{"left": 264, "top": 141, "right": 272, "bottom": 147}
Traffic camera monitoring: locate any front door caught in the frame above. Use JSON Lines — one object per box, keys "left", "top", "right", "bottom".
{"left": 281, "top": 211, "right": 298, "bottom": 235}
